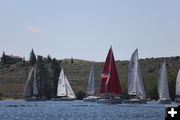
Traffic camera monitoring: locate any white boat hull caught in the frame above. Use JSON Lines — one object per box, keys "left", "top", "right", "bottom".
{"left": 83, "top": 96, "right": 99, "bottom": 102}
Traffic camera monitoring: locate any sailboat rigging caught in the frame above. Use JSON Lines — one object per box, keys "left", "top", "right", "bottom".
{"left": 83, "top": 63, "right": 98, "bottom": 102}
{"left": 124, "top": 49, "right": 146, "bottom": 104}
{"left": 23, "top": 64, "right": 46, "bottom": 101}
{"left": 97, "top": 46, "right": 122, "bottom": 104}
{"left": 54, "top": 68, "right": 76, "bottom": 101}
{"left": 157, "top": 61, "right": 171, "bottom": 104}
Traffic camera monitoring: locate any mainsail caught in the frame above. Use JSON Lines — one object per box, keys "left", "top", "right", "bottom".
{"left": 158, "top": 62, "right": 170, "bottom": 100}
{"left": 176, "top": 69, "right": 180, "bottom": 96}
{"left": 57, "top": 68, "right": 76, "bottom": 98}
{"left": 100, "top": 46, "right": 122, "bottom": 95}
{"left": 87, "top": 63, "right": 95, "bottom": 95}
{"left": 57, "top": 68, "right": 67, "bottom": 96}
{"left": 23, "top": 64, "right": 39, "bottom": 97}
{"left": 128, "top": 49, "right": 146, "bottom": 99}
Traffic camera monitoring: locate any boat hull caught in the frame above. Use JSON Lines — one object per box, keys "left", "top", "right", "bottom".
{"left": 124, "top": 99, "right": 147, "bottom": 104}
{"left": 158, "top": 99, "right": 171, "bottom": 104}
{"left": 97, "top": 98, "right": 122, "bottom": 104}
{"left": 175, "top": 97, "right": 180, "bottom": 103}
{"left": 24, "top": 97, "right": 47, "bottom": 101}
{"left": 83, "top": 96, "right": 99, "bottom": 102}
{"left": 51, "top": 98, "right": 75, "bottom": 101}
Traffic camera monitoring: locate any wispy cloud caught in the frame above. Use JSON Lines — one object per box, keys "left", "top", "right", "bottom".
{"left": 26, "top": 26, "right": 47, "bottom": 34}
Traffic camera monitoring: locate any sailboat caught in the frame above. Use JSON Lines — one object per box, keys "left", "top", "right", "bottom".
{"left": 97, "top": 46, "right": 123, "bottom": 104}
{"left": 157, "top": 61, "right": 171, "bottom": 104}
{"left": 124, "top": 49, "right": 146, "bottom": 104}
{"left": 83, "top": 63, "right": 99, "bottom": 102}
{"left": 23, "top": 64, "right": 46, "bottom": 101}
{"left": 175, "top": 69, "right": 180, "bottom": 103}
{"left": 53, "top": 68, "right": 76, "bottom": 101}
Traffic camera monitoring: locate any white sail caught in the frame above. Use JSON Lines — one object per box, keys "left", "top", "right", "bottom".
{"left": 176, "top": 69, "right": 180, "bottom": 96}
{"left": 23, "top": 64, "right": 39, "bottom": 97}
{"left": 33, "top": 65, "right": 38, "bottom": 96}
{"left": 57, "top": 68, "right": 67, "bottom": 97}
{"left": 128, "top": 49, "right": 146, "bottom": 99}
{"left": 158, "top": 62, "right": 170, "bottom": 100}
{"left": 65, "top": 75, "right": 76, "bottom": 98}
{"left": 87, "top": 63, "right": 95, "bottom": 95}
{"left": 23, "top": 66, "right": 34, "bottom": 97}
{"left": 57, "top": 68, "right": 75, "bottom": 98}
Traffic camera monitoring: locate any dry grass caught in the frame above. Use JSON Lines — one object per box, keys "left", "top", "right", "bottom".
{"left": 0, "top": 56, "right": 180, "bottom": 99}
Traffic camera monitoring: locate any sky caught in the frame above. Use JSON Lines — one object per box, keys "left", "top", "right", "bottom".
{"left": 0, "top": 0, "right": 180, "bottom": 61}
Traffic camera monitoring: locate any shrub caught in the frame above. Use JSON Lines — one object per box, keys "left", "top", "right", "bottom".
{"left": 0, "top": 92, "right": 3, "bottom": 100}
{"left": 75, "top": 89, "right": 86, "bottom": 100}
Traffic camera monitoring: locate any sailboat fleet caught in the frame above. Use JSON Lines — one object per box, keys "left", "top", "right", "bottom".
{"left": 23, "top": 46, "right": 180, "bottom": 104}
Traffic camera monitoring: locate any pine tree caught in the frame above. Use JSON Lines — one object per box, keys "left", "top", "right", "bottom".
{"left": 1, "top": 52, "right": 6, "bottom": 64}
{"left": 51, "top": 58, "right": 61, "bottom": 97}
{"left": 71, "top": 57, "right": 74, "bottom": 64}
{"left": 46, "top": 55, "right": 52, "bottom": 63}
{"left": 29, "top": 49, "right": 36, "bottom": 65}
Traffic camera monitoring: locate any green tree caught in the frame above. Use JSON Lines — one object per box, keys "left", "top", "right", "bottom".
{"left": 46, "top": 55, "right": 52, "bottom": 63}
{"left": 71, "top": 57, "right": 74, "bottom": 64}
{"left": 51, "top": 58, "right": 61, "bottom": 97}
{"left": 29, "top": 49, "right": 36, "bottom": 65}
{"left": 75, "top": 89, "right": 86, "bottom": 100}
{"left": 1, "top": 52, "right": 6, "bottom": 64}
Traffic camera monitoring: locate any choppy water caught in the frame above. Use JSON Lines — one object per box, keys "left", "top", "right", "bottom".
{"left": 0, "top": 100, "right": 176, "bottom": 120}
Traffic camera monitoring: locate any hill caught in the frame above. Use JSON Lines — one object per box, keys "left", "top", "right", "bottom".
{"left": 0, "top": 56, "right": 180, "bottom": 100}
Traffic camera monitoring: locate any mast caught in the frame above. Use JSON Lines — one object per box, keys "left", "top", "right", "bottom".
{"left": 158, "top": 61, "right": 170, "bottom": 100}
{"left": 100, "top": 46, "right": 122, "bottom": 95}
{"left": 176, "top": 69, "right": 180, "bottom": 96}
{"left": 87, "top": 63, "right": 95, "bottom": 95}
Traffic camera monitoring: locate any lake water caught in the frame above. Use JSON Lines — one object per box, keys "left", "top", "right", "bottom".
{"left": 0, "top": 100, "right": 176, "bottom": 120}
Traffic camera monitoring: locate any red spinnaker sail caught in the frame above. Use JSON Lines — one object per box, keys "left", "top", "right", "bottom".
{"left": 100, "top": 47, "right": 122, "bottom": 95}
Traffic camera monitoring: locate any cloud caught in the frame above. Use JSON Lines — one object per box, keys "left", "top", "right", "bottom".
{"left": 26, "top": 26, "right": 47, "bottom": 34}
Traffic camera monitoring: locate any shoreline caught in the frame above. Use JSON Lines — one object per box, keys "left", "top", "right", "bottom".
{"left": 0, "top": 97, "right": 24, "bottom": 100}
